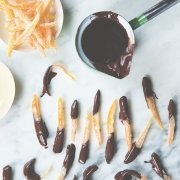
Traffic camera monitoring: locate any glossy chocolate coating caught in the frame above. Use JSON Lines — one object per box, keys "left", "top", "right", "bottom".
{"left": 41, "top": 65, "right": 57, "bottom": 97}
{"left": 23, "top": 159, "right": 40, "bottom": 180}
{"left": 63, "top": 144, "right": 76, "bottom": 176}
{"left": 168, "top": 99, "right": 176, "bottom": 119}
{"left": 93, "top": 90, "right": 100, "bottom": 115}
{"left": 115, "top": 169, "right": 141, "bottom": 180}
{"left": 119, "top": 96, "right": 130, "bottom": 122}
{"left": 71, "top": 100, "right": 79, "bottom": 119}
{"left": 81, "top": 11, "right": 133, "bottom": 79}
{"left": 53, "top": 128, "right": 65, "bottom": 153}
{"left": 145, "top": 152, "right": 169, "bottom": 179}
{"left": 34, "top": 120, "right": 49, "bottom": 148}
{"left": 142, "top": 77, "right": 155, "bottom": 98}
{"left": 83, "top": 165, "right": 98, "bottom": 180}
{"left": 3, "top": 165, "right": 12, "bottom": 180}
{"left": 124, "top": 143, "right": 141, "bottom": 164}
{"left": 79, "top": 141, "right": 89, "bottom": 164}
{"left": 105, "top": 133, "right": 116, "bottom": 164}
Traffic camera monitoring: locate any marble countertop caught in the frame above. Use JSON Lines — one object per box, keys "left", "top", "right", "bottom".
{"left": 0, "top": 0, "right": 180, "bottom": 179}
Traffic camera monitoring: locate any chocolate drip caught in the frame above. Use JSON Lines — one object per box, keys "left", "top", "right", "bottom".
{"left": 34, "top": 120, "right": 49, "bottom": 148}
{"left": 105, "top": 133, "right": 116, "bottom": 164}
{"left": 79, "top": 141, "right": 89, "bottom": 164}
{"left": 53, "top": 128, "right": 65, "bottom": 153}
{"left": 93, "top": 90, "right": 100, "bottom": 115}
{"left": 23, "top": 159, "right": 40, "bottom": 180}
{"left": 124, "top": 143, "right": 141, "bottom": 164}
{"left": 83, "top": 165, "right": 98, "bottom": 180}
{"left": 63, "top": 144, "right": 76, "bottom": 176}
{"left": 3, "top": 165, "right": 12, "bottom": 180}
{"left": 73, "top": 175, "right": 77, "bottom": 180}
{"left": 71, "top": 100, "right": 79, "bottom": 119}
{"left": 145, "top": 152, "right": 169, "bottom": 179}
{"left": 41, "top": 65, "right": 57, "bottom": 97}
{"left": 115, "top": 169, "right": 141, "bottom": 180}
{"left": 168, "top": 99, "right": 176, "bottom": 119}
{"left": 119, "top": 96, "right": 130, "bottom": 123}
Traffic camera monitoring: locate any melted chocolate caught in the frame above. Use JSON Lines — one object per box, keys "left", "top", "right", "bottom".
{"left": 53, "top": 128, "right": 65, "bottom": 153}
{"left": 93, "top": 90, "right": 100, "bottom": 115}
{"left": 119, "top": 96, "right": 130, "bottom": 122}
{"left": 34, "top": 120, "right": 49, "bottom": 148}
{"left": 83, "top": 165, "right": 98, "bottom": 180}
{"left": 41, "top": 65, "right": 57, "bottom": 97}
{"left": 23, "top": 159, "right": 40, "bottom": 180}
{"left": 63, "top": 144, "right": 76, "bottom": 176}
{"left": 79, "top": 141, "right": 89, "bottom": 164}
{"left": 105, "top": 133, "right": 116, "bottom": 164}
{"left": 81, "top": 11, "right": 134, "bottom": 79}
{"left": 124, "top": 143, "right": 141, "bottom": 164}
{"left": 115, "top": 169, "right": 141, "bottom": 180}
{"left": 168, "top": 99, "right": 176, "bottom": 119}
{"left": 3, "top": 165, "right": 12, "bottom": 180}
{"left": 145, "top": 152, "right": 169, "bottom": 179}
{"left": 71, "top": 100, "right": 79, "bottom": 119}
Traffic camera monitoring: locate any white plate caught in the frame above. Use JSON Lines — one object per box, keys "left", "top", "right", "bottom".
{"left": 0, "top": 0, "right": 64, "bottom": 52}
{"left": 0, "top": 63, "right": 15, "bottom": 119}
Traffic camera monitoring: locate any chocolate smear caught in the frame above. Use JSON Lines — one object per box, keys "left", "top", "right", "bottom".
{"left": 71, "top": 100, "right": 79, "bottom": 119}
{"left": 23, "top": 159, "right": 40, "bottom": 180}
{"left": 83, "top": 165, "right": 98, "bottom": 180}
{"left": 115, "top": 169, "right": 141, "bottom": 180}
{"left": 34, "top": 120, "right": 49, "bottom": 148}
{"left": 93, "top": 90, "right": 100, "bottom": 115}
{"left": 63, "top": 144, "right": 76, "bottom": 176}
{"left": 3, "top": 165, "right": 12, "bottom": 180}
{"left": 119, "top": 96, "right": 130, "bottom": 123}
{"left": 105, "top": 133, "right": 116, "bottom": 164}
{"left": 124, "top": 143, "right": 141, "bottom": 164}
{"left": 168, "top": 99, "right": 176, "bottom": 119}
{"left": 145, "top": 152, "right": 170, "bottom": 179}
{"left": 79, "top": 141, "right": 89, "bottom": 164}
{"left": 53, "top": 128, "right": 65, "bottom": 153}
{"left": 41, "top": 65, "right": 57, "bottom": 97}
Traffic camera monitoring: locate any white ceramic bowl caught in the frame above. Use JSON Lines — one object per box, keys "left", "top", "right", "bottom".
{"left": 0, "top": 63, "right": 15, "bottom": 119}
{"left": 0, "top": 0, "right": 64, "bottom": 52}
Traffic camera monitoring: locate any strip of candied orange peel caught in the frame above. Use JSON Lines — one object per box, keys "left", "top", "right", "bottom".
{"left": 32, "top": 95, "right": 49, "bottom": 148}
{"left": 105, "top": 99, "right": 117, "bottom": 164}
{"left": 53, "top": 98, "right": 65, "bottom": 153}
{"left": 142, "top": 77, "right": 163, "bottom": 129}
{"left": 78, "top": 112, "right": 91, "bottom": 164}
{"left": 71, "top": 100, "right": 79, "bottom": 142}
{"left": 92, "top": 90, "right": 102, "bottom": 145}
{"left": 41, "top": 64, "right": 75, "bottom": 97}
{"left": 167, "top": 99, "right": 176, "bottom": 145}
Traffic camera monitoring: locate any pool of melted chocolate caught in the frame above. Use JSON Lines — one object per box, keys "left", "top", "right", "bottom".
{"left": 81, "top": 12, "right": 134, "bottom": 79}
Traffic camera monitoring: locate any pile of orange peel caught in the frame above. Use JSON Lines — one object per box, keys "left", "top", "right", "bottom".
{"left": 0, "top": 0, "right": 56, "bottom": 56}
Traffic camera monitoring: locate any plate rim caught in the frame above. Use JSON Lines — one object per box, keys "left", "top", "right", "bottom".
{"left": 0, "top": 62, "right": 15, "bottom": 120}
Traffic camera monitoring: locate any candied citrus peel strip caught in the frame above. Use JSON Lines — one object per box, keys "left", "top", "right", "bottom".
{"left": 135, "top": 119, "right": 152, "bottom": 148}
{"left": 58, "top": 98, "right": 65, "bottom": 129}
{"left": 107, "top": 100, "right": 117, "bottom": 134}
{"left": 53, "top": 64, "right": 76, "bottom": 80}
{"left": 32, "top": 94, "right": 41, "bottom": 121}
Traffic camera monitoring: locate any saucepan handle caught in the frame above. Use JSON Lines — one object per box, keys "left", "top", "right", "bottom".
{"left": 129, "top": 0, "right": 180, "bottom": 30}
